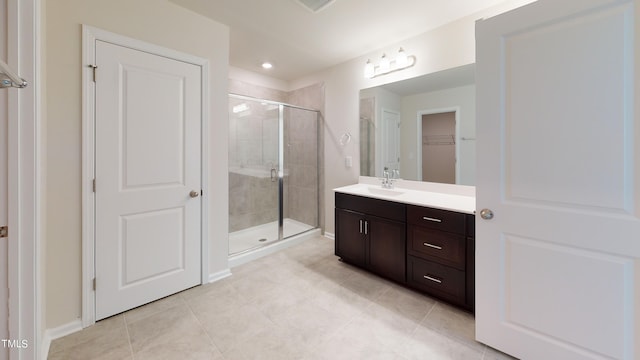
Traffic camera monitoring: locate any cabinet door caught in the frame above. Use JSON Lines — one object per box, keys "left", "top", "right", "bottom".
{"left": 335, "top": 208, "right": 366, "bottom": 267}
{"left": 368, "top": 215, "right": 406, "bottom": 283}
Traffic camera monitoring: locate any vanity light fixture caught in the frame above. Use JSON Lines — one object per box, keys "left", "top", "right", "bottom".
{"left": 379, "top": 53, "right": 390, "bottom": 71}
{"left": 363, "top": 48, "right": 416, "bottom": 79}
{"left": 396, "top": 47, "right": 408, "bottom": 67}
{"left": 363, "top": 60, "right": 375, "bottom": 78}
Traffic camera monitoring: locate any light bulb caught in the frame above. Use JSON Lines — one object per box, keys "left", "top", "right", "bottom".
{"left": 261, "top": 62, "right": 273, "bottom": 69}
{"left": 380, "top": 54, "right": 390, "bottom": 71}
{"left": 396, "top": 48, "right": 408, "bottom": 67}
{"left": 364, "top": 59, "right": 375, "bottom": 78}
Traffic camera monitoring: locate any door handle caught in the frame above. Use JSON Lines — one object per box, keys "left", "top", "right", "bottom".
{"left": 270, "top": 168, "right": 277, "bottom": 182}
{"left": 480, "top": 208, "right": 494, "bottom": 220}
{"left": 189, "top": 190, "right": 200, "bottom": 198}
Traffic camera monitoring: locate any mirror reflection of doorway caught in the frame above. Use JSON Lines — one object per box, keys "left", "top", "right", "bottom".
{"left": 422, "top": 111, "right": 456, "bottom": 184}
{"left": 381, "top": 108, "right": 400, "bottom": 175}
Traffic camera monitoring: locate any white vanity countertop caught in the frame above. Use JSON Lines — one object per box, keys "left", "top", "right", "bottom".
{"left": 334, "top": 177, "right": 476, "bottom": 215}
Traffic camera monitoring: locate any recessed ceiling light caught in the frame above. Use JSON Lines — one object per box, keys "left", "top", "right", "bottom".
{"left": 262, "top": 62, "right": 273, "bottom": 69}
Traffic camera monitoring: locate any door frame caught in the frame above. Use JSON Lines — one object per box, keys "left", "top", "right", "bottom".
{"left": 81, "top": 25, "right": 210, "bottom": 328}
{"left": 416, "top": 107, "right": 460, "bottom": 183}
{"left": 6, "top": 0, "right": 41, "bottom": 358}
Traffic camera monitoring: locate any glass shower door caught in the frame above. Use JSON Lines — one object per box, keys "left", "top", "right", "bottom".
{"left": 282, "top": 106, "right": 319, "bottom": 239}
{"left": 228, "top": 96, "right": 280, "bottom": 254}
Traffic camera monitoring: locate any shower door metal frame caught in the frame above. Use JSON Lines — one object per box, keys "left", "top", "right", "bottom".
{"left": 229, "top": 93, "right": 320, "bottom": 253}
{"left": 278, "top": 103, "right": 285, "bottom": 240}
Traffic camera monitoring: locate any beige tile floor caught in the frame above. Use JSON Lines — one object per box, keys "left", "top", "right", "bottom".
{"left": 48, "top": 235, "right": 516, "bottom": 360}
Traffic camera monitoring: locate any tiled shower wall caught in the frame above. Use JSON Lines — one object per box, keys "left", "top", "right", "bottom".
{"left": 228, "top": 170, "right": 280, "bottom": 233}
{"left": 359, "top": 97, "right": 375, "bottom": 177}
{"left": 228, "top": 80, "right": 324, "bottom": 233}
{"left": 283, "top": 107, "right": 318, "bottom": 228}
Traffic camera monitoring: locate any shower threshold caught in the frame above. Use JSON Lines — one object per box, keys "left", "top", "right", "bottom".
{"left": 228, "top": 218, "right": 319, "bottom": 267}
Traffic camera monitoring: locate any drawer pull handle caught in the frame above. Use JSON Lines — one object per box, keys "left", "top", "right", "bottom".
{"left": 423, "top": 216, "right": 442, "bottom": 223}
{"left": 423, "top": 242, "right": 443, "bottom": 250}
{"left": 424, "top": 275, "right": 442, "bottom": 284}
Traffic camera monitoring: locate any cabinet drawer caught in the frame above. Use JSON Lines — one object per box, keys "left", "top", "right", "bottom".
{"left": 336, "top": 193, "right": 405, "bottom": 222}
{"left": 408, "top": 226, "right": 465, "bottom": 270}
{"left": 407, "top": 256, "right": 465, "bottom": 303}
{"left": 407, "top": 205, "right": 465, "bottom": 235}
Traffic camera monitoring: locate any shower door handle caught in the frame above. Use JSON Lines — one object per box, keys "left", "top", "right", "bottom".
{"left": 270, "top": 168, "right": 277, "bottom": 182}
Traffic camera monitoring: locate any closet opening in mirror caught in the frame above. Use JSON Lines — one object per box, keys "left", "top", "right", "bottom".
{"left": 419, "top": 109, "right": 458, "bottom": 184}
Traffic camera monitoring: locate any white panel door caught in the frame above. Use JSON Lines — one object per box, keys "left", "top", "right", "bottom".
{"left": 381, "top": 108, "right": 400, "bottom": 174}
{"left": 95, "top": 40, "right": 202, "bottom": 320}
{"left": 476, "top": 1, "right": 639, "bottom": 359}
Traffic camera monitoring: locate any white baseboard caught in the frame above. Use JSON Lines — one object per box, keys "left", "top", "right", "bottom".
{"left": 208, "top": 269, "right": 232, "bottom": 283}
{"left": 42, "top": 319, "right": 83, "bottom": 358}
{"left": 324, "top": 231, "right": 335, "bottom": 240}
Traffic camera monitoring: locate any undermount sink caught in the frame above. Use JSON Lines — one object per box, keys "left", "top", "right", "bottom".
{"left": 366, "top": 186, "right": 405, "bottom": 197}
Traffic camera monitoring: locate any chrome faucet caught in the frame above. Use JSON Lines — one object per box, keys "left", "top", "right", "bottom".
{"left": 380, "top": 168, "right": 399, "bottom": 189}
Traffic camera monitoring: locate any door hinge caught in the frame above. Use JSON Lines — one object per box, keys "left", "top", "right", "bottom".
{"left": 89, "top": 65, "right": 97, "bottom": 82}
{"left": 92, "top": 178, "right": 96, "bottom": 192}
{"left": 0, "top": 226, "right": 7, "bottom": 238}
{"left": 93, "top": 278, "right": 96, "bottom": 291}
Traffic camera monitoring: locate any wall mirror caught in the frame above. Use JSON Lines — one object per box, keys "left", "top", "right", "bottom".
{"left": 359, "top": 63, "right": 476, "bottom": 185}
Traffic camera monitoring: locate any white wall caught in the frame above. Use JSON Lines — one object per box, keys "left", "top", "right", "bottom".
{"left": 290, "top": 0, "right": 534, "bottom": 235}
{"left": 229, "top": 66, "right": 290, "bottom": 93}
{"left": 45, "top": 0, "right": 229, "bottom": 329}
{"left": 401, "top": 85, "right": 476, "bottom": 185}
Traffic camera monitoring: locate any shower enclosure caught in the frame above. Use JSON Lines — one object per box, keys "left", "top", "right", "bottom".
{"left": 228, "top": 94, "right": 320, "bottom": 256}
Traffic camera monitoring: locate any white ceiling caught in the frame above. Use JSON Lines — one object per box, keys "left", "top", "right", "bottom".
{"left": 170, "top": 0, "right": 514, "bottom": 81}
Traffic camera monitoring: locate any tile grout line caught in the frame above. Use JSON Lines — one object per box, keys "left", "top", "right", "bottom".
{"left": 123, "top": 315, "right": 135, "bottom": 360}
{"left": 183, "top": 292, "right": 226, "bottom": 357}
{"left": 423, "top": 301, "right": 487, "bottom": 356}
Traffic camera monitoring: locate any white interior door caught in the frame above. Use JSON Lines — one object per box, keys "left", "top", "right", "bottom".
{"left": 95, "top": 40, "right": 202, "bottom": 320}
{"left": 476, "top": 1, "right": 639, "bottom": 359}
{"left": 380, "top": 108, "right": 400, "bottom": 174}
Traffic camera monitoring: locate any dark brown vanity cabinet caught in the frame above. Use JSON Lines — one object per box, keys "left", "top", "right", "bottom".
{"left": 335, "top": 193, "right": 406, "bottom": 283}
{"left": 335, "top": 192, "right": 476, "bottom": 312}
{"left": 406, "top": 205, "right": 475, "bottom": 310}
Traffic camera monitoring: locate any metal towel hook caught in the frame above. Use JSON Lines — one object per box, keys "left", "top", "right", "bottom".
{"left": 339, "top": 132, "right": 352, "bottom": 146}
{"left": 0, "top": 59, "right": 28, "bottom": 89}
